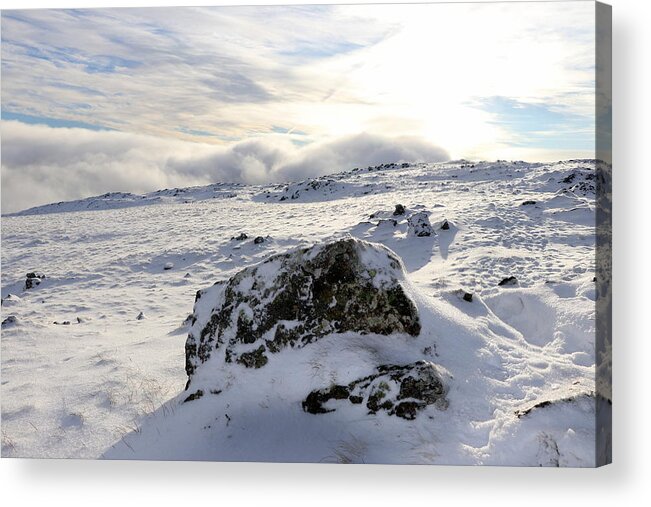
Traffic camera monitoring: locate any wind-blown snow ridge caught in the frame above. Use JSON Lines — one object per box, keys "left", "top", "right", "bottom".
{"left": 4, "top": 183, "right": 244, "bottom": 216}
{"left": 6, "top": 159, "right": 601, "bottom": 216}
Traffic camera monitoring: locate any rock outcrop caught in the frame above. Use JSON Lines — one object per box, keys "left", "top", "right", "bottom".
{"left": 302, "top": 361, "right": 447, "bottom": 420}
{"left": 185, "top": 238, "right": 421, "bottom": 380}
{"left": 25, "top": 272, "right": 45, "bottom": 290}
{"left": 407, "top": 212, "right": 434, "bottom": 237}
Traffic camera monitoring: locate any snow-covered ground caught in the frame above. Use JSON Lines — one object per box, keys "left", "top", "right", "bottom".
{"left": 1, "top": 160, "right": 602, "bottom": 465}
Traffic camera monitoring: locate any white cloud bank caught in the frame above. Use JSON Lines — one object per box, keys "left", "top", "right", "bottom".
{"left": 1, "top": 121, "right": 448, "bottom": 213}
{"left": 1, "top": 3, "right": 596, "bottom": 156}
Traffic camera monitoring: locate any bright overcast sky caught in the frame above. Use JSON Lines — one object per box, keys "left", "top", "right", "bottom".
{"left": 1, "top": 2, "right": 597, "bottom": 212}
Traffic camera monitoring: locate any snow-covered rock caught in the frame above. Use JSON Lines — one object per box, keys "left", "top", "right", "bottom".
{"left": 303, "top": 360, "right": 447, "bottom": 420}
{"left": 407, "top": 212, "right": 434, "bottom": 237}
{"left": 24, "top": 272, "right": 45, "bottom": 290}
{"left": 2, "top": 315, "right": 19, "bottom": 327}
{"left": 185, "top": 237, "right": 421, "bottom": 382}
{"left": 1, "top": 294, "right": 22, "bottom": 306}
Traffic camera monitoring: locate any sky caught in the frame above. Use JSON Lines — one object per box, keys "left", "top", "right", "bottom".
{"left": 1, "top": 2, "right": 597, "bottom": 213}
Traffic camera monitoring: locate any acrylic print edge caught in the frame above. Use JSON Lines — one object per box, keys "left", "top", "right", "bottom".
{"left": 595, "top": 0, "right": 612, "bottom": 467}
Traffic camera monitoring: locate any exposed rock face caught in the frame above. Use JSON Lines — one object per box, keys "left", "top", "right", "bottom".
{"left": 498, "top": 276, "right": 518, "bottom": 287}
{"left": 25, "top": 272, "right": 45, "bottom": 290}
{"left": 302, "top": 361, "right": 447, "bottom": 420}
{"left": 185, "top": 238, "right": 421, "bottom": 380}
{"left": 407, "top": 212, "right": 433, "bottom": 237}
{"left": 560, "top": 169, "right": 596, "bottom": 196}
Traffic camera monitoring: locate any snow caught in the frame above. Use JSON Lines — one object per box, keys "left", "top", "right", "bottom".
{"left": 1, "top": 159, "right": 603, "bottom": 465}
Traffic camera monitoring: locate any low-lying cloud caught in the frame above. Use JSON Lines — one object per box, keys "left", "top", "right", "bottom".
{"left": 1, "top": 121, "right": 448, "bottom": 213}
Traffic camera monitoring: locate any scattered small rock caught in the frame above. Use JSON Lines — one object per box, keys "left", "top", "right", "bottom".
{"left": 136, "top": 311, "right": 145, "bottom": 320}
{"left": 407, "top": 212, "right": 434, "bottom": 237}
{"left": 25, "top": 272, "right": 46, "bottom": 290}
{"left": 1, "top": 294, "right": 21, "bottom": 306}
{"left": 2, "top": 315, "right": 18, "bottom": 327}
{"left": 498, "top": 276, "right": 518, "bottom": 287}
{"left": 302, "top": 361, "right": 447, "bottom": 420}
{"left": 515, "top": 392, "right": 594, "bottom": 418}
{"left": 183, "top": 389, "right": 204, "bottom": 403}
{"left": 232, "top": 233, "right": 248, "bottom": 241}
{"left": 393, "top": 204, "right": 406, "bottom": 216}
{"left": 376, "top": 218, "right": 398, "bottom": 228}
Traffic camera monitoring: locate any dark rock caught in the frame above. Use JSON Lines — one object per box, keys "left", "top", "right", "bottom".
{"left": 185, "top": 238, "right": 420, "bottom": 379}
{"left": 376, "top": 218, "right": 397, "bottom": 228}
{"left": 302, "top": 385, "right": 351, "bottom": 414}
{"left": 25, "top": 272, "right": 46, "bottom": 290}
{"left": 236, "top": 345, "right": 268, "bottom": 369}
{"left": 393, "top": 401, "right": 422, "bottom": 420}
{"left": 183, "top": 389, "right": 204, "bottom": 403}
{"left": 407, "top": 212, "right": 434, "bottom": 237}
{"left": 393, "top": 204, "right": 406, "bottom": 216}
{"left": 253, "top": 236, "right": 265, "bottom": 244}
{"left": 521, "top": 200, "right": 536, "bottom": 206}
{"left": 2, "top": 316, "right": 18, "bottom": 327}
{"left": 136, "top": 311, "right": 145, "bottom": 320}
{"left": 462, "top": 292, "right": 473, "bottom": 302}
{"left": 232, "top": 233, "right": 248, "bottom": 241}
{"left": 303, "top": 361, "right": 447, "bottom": 420}
{"left": 163, "top": 262, "right": 174, "bottom": 270}
{"left": 515, "top": 392, "right": 594, "bottom": 418}
{"left": 440, "top": 220, "right": 450, "bottom": 230}
{"left": 498, "top": 276, "right": 518, "bottom": 287}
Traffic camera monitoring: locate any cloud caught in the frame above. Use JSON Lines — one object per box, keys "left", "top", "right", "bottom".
{"left": 1, "top": 121, "right": 448, "bottom": 213}
{"left": 0, "top": 6, "right": 391, "bottom": 141}
{"left": 1, "top": 3, "right": 596, "bottom": 159}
